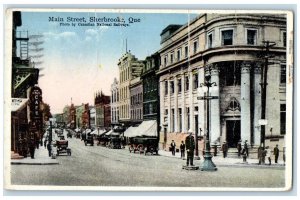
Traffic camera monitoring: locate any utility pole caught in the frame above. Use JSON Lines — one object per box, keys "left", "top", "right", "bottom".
{"left": 260, "top": 41, "right": 276, "bottom": 148}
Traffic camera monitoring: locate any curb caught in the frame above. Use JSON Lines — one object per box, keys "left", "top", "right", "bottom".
{"left": 11, "top": 162, "right": 59, "bottom": 165}
{"left": 158, "top": 152, "right": 285, "bottom": 169}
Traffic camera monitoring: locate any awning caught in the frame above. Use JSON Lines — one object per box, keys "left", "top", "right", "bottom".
{"left": 137, "top": 120, "right": 157, "bottom": 137}
{"left": 11, "top": 98, "right": 28, "bottom": 112}
{"left": 105, "top": 130, "right": 120, "bottom": 136}
{"left": 124, "top": 120, "right": 157, "bottom": 137}
{"left": 105, "top": 130, "right": 113, "bottom": 136}
{"left": 124, "top": 126, "right": 139, "bottom": 137}
{"left": 91, "top": 129, "right": 106, "bottom": 135}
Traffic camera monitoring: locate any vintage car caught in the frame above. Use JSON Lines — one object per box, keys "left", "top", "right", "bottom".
{"left": 96, "top": 135, "right": 109, "bottom": 146}
{"left": 56, "top": 140, "right": 71, "bottom": 156}
{"left": 107, "top": 137, "right": 121, "bottom": 149}
{"left": 84, "top": 134, "right": 94, "bottom": 146}
{"left": 128, "top": 137, "right": 158, "bottom": 155}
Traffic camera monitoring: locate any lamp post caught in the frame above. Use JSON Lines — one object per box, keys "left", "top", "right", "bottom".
{"left": 198, "top": 69, "right": 217, "bottom": 171}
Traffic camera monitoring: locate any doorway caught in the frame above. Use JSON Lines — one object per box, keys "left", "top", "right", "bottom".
{"left": 226, "top": 120, "right": 241, "bottom": 148}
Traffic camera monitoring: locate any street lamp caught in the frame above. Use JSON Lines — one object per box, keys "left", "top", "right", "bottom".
{"left": 198, "top": 69, "right": 217, "bottom": 171}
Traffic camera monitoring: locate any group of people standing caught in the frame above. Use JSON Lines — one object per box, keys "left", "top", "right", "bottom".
{"left": 258, "top": 144, "right": 280, "bottom": 165}
{"left": 170, "top": 130, "right": 195, "bottom": 166}
{"left": 170, "top": 133, "right": 282, "bottom": 166}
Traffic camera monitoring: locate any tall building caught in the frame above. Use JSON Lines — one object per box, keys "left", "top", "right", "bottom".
{"left": 130, "top": 77, "right": 143, "bottom": 123}
{"left": 118, "top": 51, "right": 144, "bottom": 126}
{"left": 141, "top": 52, "right": 160, "bottom": 121}
{"left": 94, "top": 91, "right": 111, "bottom": 130}
{"left": 157, "top": 14, "right": 287, "bottom": 152}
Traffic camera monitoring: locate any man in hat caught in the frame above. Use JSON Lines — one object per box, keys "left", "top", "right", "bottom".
{"left": 185, "top": 129, "right": 195, "bottom": 166}
{"left": 221, "top": 141, "right": 228, "bottom": 158}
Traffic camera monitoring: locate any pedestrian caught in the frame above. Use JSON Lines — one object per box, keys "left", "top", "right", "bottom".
{"left": 170, "top": 140, "right": 176, "bottom": 156}
{"left": 258, "top": 144, "right": 264, "bottom": 165}
{"left": 273, "top": 144, "right": 279, "bottom": 164}
{"left": 266, "top": 146, "right": 272, "bottom": 165}
{"left": 241, "top": 147, "right": 247, "bottom": 163}
{"left": 44, "top": 138, "right": 47, "bottom": 149}
{"left": 237, "top": 140, "right": 242, "bottom": 157}
{"left": 243, "top": 140, "right": 249, "bottom": 157}
{"left": 185, "top": 129, "right": 195, "bottom": 166}
{"left": 180, "top": 141, "right": 185, "bottom": 159}
{"left": 28, "top": 139, "right": 35, "bottom": 159}
{"left": 221, "top": 141, "right": 228, "bottom": 158}
{"left": 47, "top": 141, "right": 52, "bottom": 157}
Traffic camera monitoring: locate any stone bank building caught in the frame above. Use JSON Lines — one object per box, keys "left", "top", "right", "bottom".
{"left": 158, "top": 14, "right": 287, "bottom": 151}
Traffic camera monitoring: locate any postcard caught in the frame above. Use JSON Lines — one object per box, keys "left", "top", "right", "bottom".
{"left": 4, "top": 8, "right": 293, "bottom": 191}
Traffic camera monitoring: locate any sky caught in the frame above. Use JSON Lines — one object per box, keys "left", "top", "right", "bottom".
{"left": 18, "top": 11, "right": 197, "bottom": 114}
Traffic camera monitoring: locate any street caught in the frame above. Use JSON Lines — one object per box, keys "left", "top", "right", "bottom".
{"left": 11, "top": 130, "right": 285, "bottom": 188}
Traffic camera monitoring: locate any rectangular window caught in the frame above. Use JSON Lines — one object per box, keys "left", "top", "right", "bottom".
{"left": 247, "top": 29, "right": 257, "bottom": 45}
{"left": 179, "top": 108, "right": 182, "bottom": 132}
{"left": 164, "top": 81, "right": 168, "bottom": 95}
{"left": 178, "top": 78, "right": 182, "bottom": 93}
{"left": 220, "top": 64, "right": 241, "bottom": 86}
{"left": 164, "top": 55, "right": 167, "bottom": 66}
{"left": 185, "top": 76, "right": 189, "bottom": 91}
{"left": 170, "top": 81, "right": 174, "bottom": 94}
{"left": 193, "top": 73, "right": 198, "bottom": 90}
{"left": 222, "top": 29, "right": 233, "bottom": 45}
{"left": 208, "top": 33, "right": 213, "bottom": 48}
{"left": 185, "top": 46, "right": 188, "bottom": 58}
{"left": 171, "top": 109, "right": 175, "bottom": 132}
{"left": 170, "top": 53, "right": 174, "bottom": 64}
{"left": 280, "top": 104, "right": 286, "bottom": 135}
{"left": 283, "top": 31, "right": 287, "bottom": 47}
{"left": 280, "top": 64, "right": 286, "bottom": 84}
{"left": 177, "top": 49, "right": 181, "bottom": 61}
{"left": 187, "top": 107, "right": 190, "bottom": 130}
{"left": 193, "top": 40, "right": 198, "bottom": 54}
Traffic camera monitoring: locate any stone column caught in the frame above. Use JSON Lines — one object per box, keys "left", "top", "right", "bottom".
{"left": 159, "top": 80, "right": 165, "bottom": 129}
{"left": 168, "top": 79, "right": 171, "bottom": 133}
{"left": 254, "top": 66, "right": 262, "bottom": 146}
{"left": 209, "top": 64, "right": 221, "bottom": 144}
{"left": 182, "top": 74, "right": 186, "bottom": 132}
{"left": 241, "top": 62, "right": 251, "bottom": 143}
{"left": 174, "top": 78, "right": 178, "bottom": 132}
{"left": 198, "top": 67, "right": 205, "bottom": 136}
{"left": 189, "top": 71, "right": 194, "bottom": 132}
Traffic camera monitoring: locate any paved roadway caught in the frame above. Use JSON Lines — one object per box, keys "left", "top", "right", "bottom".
{"left": 11, "top": 129, "right": 285, "bottom": 188}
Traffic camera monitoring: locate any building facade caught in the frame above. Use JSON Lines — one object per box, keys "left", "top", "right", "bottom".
{"left": 130, "top": 77, "right": 143, "bottom": 123}
{"left": 158, "top": 14, "right": 287, "bottom": 151}
{"left": 111, "top": 78, "right": 120, "bottom": 126}
{"left": 141, "top": 53, "right": 160, "bottom": 121}
{"left": 94, "top": 91, "right": 111, "bottom": 130}
{"left": 89, "top": 106, "right": 96, "bottom": 130}
{"left": 11, "top": 11, "right": 42, "bottom": 158}
{"left": 118, "top": 51, "right": 144, "bottom": 126}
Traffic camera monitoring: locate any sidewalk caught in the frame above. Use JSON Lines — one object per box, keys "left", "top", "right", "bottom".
{"left": 11, "top": 145, "right": 59, "bottom": 165}
{"left": 158, "top": 150, "right": 285, "bottom": 168}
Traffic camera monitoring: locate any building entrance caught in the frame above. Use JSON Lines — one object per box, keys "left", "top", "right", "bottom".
{"left": 226, "top": 120, "right": 241, "bottom": 148}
